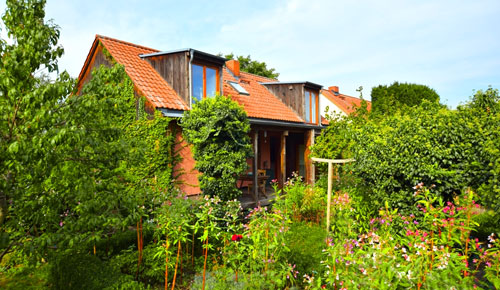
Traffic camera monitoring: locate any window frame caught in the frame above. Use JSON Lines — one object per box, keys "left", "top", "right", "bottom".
{"left": 305, "top": 89, "right": 319, "bottom": 124}
{"left": 191, "top": 62, "right": 220, "bottom": 103}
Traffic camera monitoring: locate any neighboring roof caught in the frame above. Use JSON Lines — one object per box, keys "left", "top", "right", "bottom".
{"left": 223, "top": 70, "right": 303, "bottom": 123}
{"left": 79, "top": 35, "right": 189, "bottom": 110}
{"left": 321, "top": 88, "right": 372, "bottom": 115}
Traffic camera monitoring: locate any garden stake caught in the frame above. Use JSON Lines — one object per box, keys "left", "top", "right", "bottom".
{"left": 171, "top": 238, "right": 181, "bottom": 290}
{"left": 463, "top": 209, "right": 472, "bottom": 277}
{"left": 179, "top": 243, "right": 183, "bottom": 284}
{"left": 191, "top": 231, "right": 195, "bottom": 267}
{"left": 202, "top": 235, "right": 209, "bottom": 290}
{"left": 165, "top": 233, "right": 170, "bottom": 290}
{"left": 430, "top": 231, "right": 434, "bottom": 271}
{"left": 136, "top": 217, "right": 143, "bottom": 279}
{"left": 265, "top": 226, "right": 269, "bottom": 272}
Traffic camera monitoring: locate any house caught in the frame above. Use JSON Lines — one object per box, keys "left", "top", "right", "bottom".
{"left": 320, "top": 86, "right": 372, "bottom": 118}
{"left": 77, "top": 35, "right": 328, "bottom": 199}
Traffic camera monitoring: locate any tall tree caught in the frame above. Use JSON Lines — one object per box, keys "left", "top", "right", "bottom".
{"left": 0, "top": 0, "right": 140, "bottom": 262}
{"left": 371, "top": 81, "right": 441, "bottom": 115}
{"left": 223, "top": 53, "right": 279, "bottom": 79}
{"left": 1, "top": 0, "right": 66, "bottom": 228}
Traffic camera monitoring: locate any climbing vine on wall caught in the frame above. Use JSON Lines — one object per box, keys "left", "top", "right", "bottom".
{"left": 181, "top": 95, "right": 252, "bottom": 200}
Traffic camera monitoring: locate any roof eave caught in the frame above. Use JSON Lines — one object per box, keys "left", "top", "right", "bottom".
{"left": 248, "top": 118, "right": 325, "bottom": 129}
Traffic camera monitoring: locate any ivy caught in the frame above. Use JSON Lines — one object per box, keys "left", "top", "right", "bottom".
{"left": 180, "top": 95, "right": 252, "bottom": 200}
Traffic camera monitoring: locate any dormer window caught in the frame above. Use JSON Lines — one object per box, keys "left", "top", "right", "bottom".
{"left": 305, "top": 89, "right": 318, "bottom": 124}
{"left": 192, "top": 63, "right": 219, "bottom": 103}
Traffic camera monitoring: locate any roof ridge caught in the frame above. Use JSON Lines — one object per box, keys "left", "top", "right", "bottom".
{"left": 321, "top": 89, "right": 371, "bottom": 103}
{"left": 96, "top": 34, "right": 159, "bottom": 52}
{"left": 239, "top": 70, "right": 278, "bottom": 82}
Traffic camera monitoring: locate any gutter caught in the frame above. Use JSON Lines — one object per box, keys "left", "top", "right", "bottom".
{"left": 158, "top": 109, "right": 325, "bottom": 130}
{"left": 159, "top": 108, "right": 184, "bottom": 118}
{"left": 248, "top": 118, "right": 325, "bottom": 130}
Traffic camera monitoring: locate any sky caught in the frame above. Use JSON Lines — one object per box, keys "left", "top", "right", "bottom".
{"left": 1, "top": 0, "right": 499, "bottom": 107}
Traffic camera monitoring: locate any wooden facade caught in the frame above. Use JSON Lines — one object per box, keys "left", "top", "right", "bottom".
{"left": 263, "top": 82, "right": 321, "bottom": 123}
{"left": 78, "top": 44, "right": 112, "bottom": 92}
{"left": 143, "top": 52, "right": 190, "bottom": 105}
{"left": 263, "top": 83, "right": 305, "bottom": 118}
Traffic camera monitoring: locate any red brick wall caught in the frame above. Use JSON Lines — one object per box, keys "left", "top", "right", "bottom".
{"left": 172, "top": 123, "right": 201, "bottom": 196}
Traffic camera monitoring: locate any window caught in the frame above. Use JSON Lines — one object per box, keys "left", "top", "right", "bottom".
{"left": 191, "top": 63, "right": 219, "bottom": 103}
{"left": 228, "top": 81, "right": 249, "bottom": 95}
{"left": 305, "top": 89, "right": 318, "bottom": 124}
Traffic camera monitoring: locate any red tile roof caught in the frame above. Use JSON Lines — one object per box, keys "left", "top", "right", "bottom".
{"left": 322, "top": 88, "right": 372, "bottom": 115}
{"left": 79, "top": 35, "right": 320, "bottom": 123}
{"left": 222, "top": 70, "right": 303, "bottom": 123}
{"left": 81, "top": 35, "right": 189, "bottom": 110}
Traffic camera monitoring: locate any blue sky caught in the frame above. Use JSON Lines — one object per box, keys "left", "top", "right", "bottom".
{"left": 2, "top": 0, "right": 499, "bottom": 107}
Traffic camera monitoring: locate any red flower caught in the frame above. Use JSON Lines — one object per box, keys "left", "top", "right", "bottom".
{"left": 321, "top": 285, "right": 326, "bottom": 289}
{"left": 231, "top": 234, "right": 243, "bottom": 242}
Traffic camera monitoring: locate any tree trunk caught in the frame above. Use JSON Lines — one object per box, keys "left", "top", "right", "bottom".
{"left": 0, "top": 190, "right": 7, "bottom": 226}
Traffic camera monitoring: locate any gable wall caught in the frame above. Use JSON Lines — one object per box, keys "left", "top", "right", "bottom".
{"left": 144, "top": 52, "right": 190, "bottom": 106}
{"left": 264, "top": 83, "right": 305, "bottom": 119}
{"left": 320, "top": 92, "right": 347, "bottom": 118}
{"left": 77, "top": 44, "right": 113, "bottom": 94}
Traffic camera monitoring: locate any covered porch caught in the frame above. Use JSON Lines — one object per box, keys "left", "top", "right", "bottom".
{"left": 237, "top": 123, "right": 318, "bottom": 208}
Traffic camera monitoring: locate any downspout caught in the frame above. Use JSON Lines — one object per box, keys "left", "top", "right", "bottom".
{"left": 188, "top": 49, "right": 194, "bottom": 107}
{"left": 220, "top": 63, "right": 224, "bottom": 96}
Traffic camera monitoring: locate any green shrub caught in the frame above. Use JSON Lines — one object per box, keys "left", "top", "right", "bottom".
{"left": 181, "top": 95, "right": 252, "bottom": 201}
{"left": 0, "top": 263, "right": 50, "bottom": 289}
{"left": 286, "top": 222, "right": 326, "bottom": 278}
{"left": 190, "top": 270, "right": 276, "bottom": 289}
{"left": 371, "top": 81, "right": 441, "bottom": 116}
{"left": 49, "top": 251, "right": 135, "bottom": 290}
{"left": 110, "top": 245, "right": 165, "bottom": 286}
{"left": 314, "top": 88, "right": 500, "bottom": 218}
{"left": 472, "top": 209, "right": 499, "bottom": 240}
{"left": 275, "top": 173, "right": 325, "bottom": 223}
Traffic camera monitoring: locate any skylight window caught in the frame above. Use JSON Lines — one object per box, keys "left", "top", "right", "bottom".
{"left": 228, "top": 81, "right": 249, "bottom": 95}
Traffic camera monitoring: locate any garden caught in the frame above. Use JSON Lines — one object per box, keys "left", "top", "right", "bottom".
{"left": 2, "top": 1, "right": 500, "bottom": 289}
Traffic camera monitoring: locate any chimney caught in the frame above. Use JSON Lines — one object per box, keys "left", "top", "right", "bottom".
{"left": 226, "top": 59, "right": 240, "bottom": 77}
{"left": 328, "top": 86, "right": 339, "bottom": 95}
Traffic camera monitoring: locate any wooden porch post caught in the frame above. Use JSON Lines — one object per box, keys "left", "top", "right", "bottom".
{"left": 304, "top": 129, "right": 315, "bottom": 184}
{"left": 280, "top": 131, "right": 287, "bottom": 187}
{"left": 253, "top": 130, "right": 259, "bottom": 202}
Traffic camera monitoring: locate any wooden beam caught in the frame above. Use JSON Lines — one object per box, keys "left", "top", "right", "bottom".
{"left": 310, "top": 157, "right": 355, "bottom": 236}
{"left": 326, "top": 162, "right": 333, "bottom": 235}
{"left": 311, "top": 157, "right": 355, "bottom": 164}
{"left": 280, "top": 131, "right": 286, "bottom": 187}
{"left": 253, "top": 130, "right": 259, "bottom": 203}
{"left": 311, "top": 130, "right": 315, "bottom": 185}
